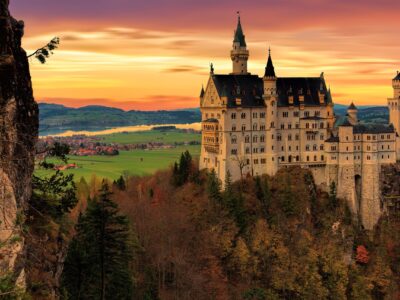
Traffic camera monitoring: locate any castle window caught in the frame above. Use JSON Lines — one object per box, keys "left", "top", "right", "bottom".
{"left": 288, "top": 146, "right": 292, "bottom": 151}
{"left": 367, "top": 146, "right": 371, "bottom": 151}
{"left": 307, "top": 156, "right": 310, "bottom": 161}
{"left": 260, "top": 135, "right": 265, "bottom": 142}
{"left": 295, "top": 134, "right": 299, "bottom": 141}
{"left": 320, "top": 123, "right": 324, "bottom": 129}
{"left": 242, "top": 124, "right": 246, "bottom": 131}
{"left": 245, "top": 135, "right": 250, "bottom": 143}
{"left": 260, "top": 124, "right": 266, "bottom": 130}
{"left": 272, "top": 157, "right": 274, "bottom": 161}
{"left": 313, "top": 144, "right": 317, "bottom": 151}
{"left": 205, "top": 113, "right": 209, "bottom": 118}
{"left": 346, "top": 147, "right": 349, "bottom": 151}
{"left": 381, "top": 145, "right": 384, "bottom": 150}
{"left": 320, "top": 134, "right": 324, "bottom": 140}
{"left": 296, "top": 146, "right": 299, "bottom": 151}
{"left": 346, "top": 136, "right": 349, "bottom": 141}
{"left": 304, "top": 111, "right": 310, "bottom": 117}
{"left": 272, "top": 134, "right": 274, "bottom": 140}
{"left": 272, "top": 146, "right": 274, "bottom": 150}
{"left": 293, "top": 111, "right": 299, "bottom": 117}
{"left": 260, "top": 112, "right": 265, "bottom": 118}
{"left": 306, "top": 123, "right": 309, "bottom": 129}
{"left": 231, "top": 136, "right": 237, "bottom": 144}
{"left": 231, "top": 149, "right": 237, "bottom": 155}
{"left": 232, "top": 125, "right": 237, "bottom": 131}
{"left": 253, "top": 136, "right": 258, "bottom": 143}
{"left": 271, "top": 122, "right": 275, "bottom": 128}
{"left": 296, "top": 155, "right": 300, "bottom": 161}
{"left": 281, "top": 146, "right": 284, "bottom": 151}
{"left": 314, "top": 155, "right": 317, "bottom": 161}
{"left": 367, "top": 155, "right": 371, "bottom": 160}
{"left": 260, "top": 147, "right": 265, "bottom": 153}
{"left": 320, "top": 144, "right": 324, "bottom": 150}
{"left": 254, "top": 159, "right": 259, "bottom": 164}
{"left": 288, "top": 134, "right": 292, "bottom": 141}
{"left": 281, "top": 156, "right": 285, "bottom": 162}
{"left": 253, "top": 123, "right": 258, "bottom": 130}
{"left": 253, "top": 112, "right": 258, "bottom": 118}
{"left": 246, "top": 147, "right": 250, "bottom": 154}
{"left": 253, "top": 148, "right": 258, "bottom": 153}
{"left": 321, "top": 155, "right": 324, "bottom": 161}
{"left": 281, "top": 124, "right": 285, "bottom": 129}
{"left": 367, "top": 135, "right": 371, "bottom": 140}
{"left": 346, "top": 156, "right": 349, "bottom": 161}
{"left": 261, "top": 159, "right": 266, "bottom": 164}
{"left": 387, "top": 134, "right": 391, "bottom": 139}
{"left": 247, "top": 159, "right": 250, "bottom": 164}
{"left": 381, "top": 135, "right": 384, "bottom": 139}
{"left": 277, "top": 135, "right": 282, "bottom": 141}
{"left": 373, "top": 135, "right": 376, "bottom": 140}
{"left": 283, "top": 112, "right": 289, "bottom": 118}
{"left": 388, "top": 145, "right": 390, "bottom": 150}
{"left": 241, "top": 113, "right": 246, "bottom": 119}
{"left": 306, "top": 145, "right": 310, "bottom": 151}
{"left": 231, "top": 113, "right": 236, "bottom": 119}
{"left": 288, "top": 124, "right": 292, "bottom": 129}
{"left": 315, "top": 111, "right": 320, "bottom": 117}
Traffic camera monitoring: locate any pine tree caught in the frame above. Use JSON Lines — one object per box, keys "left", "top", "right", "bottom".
{"left": 282, "top": 175, "right": 296, "bottom": 217}
{"left": 255, "top": 176, "right": 271, "bottom": 221}
{"left": 61, "top": 182, "right": 134, "bottom": 299}
{"left": 329, "top": 181, "right": 338, "bottom": 209}
{"left": 207, "top": 169, "right": 222, "bottom": 204}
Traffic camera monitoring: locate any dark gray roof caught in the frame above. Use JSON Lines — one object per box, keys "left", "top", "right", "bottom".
{"left": 212, "top": 74, "right": 264, "bottom": 107}
{"left": 211, "top": 74, "right": 330, "bottom": 108}
{"left": 339, "top": 118, "right": 354, "bottom": 127}
{"left": 348, "top": 102, "right": 357, "bottom": 110}
{"left": 200, "top": 86, "right": 205, "bottom": 98}
{"left": 300, "top": 116, "right": 325, "bottom": 120}
{"left": 264, "top": 52, "right": 276, "bottom": 78}
{"left": 202, "top": 118, "right": 218, "bottom": 123}
{"left": 393, "top": 72, "right": 400, "bottom": 81}
{"left": 325, "top": 134, "right": 339, "bottom": 143}
{"left": 233, "top": 16, "right": 246, "bottom": 47}
{"left": 276, "top": 77, "right": 329, "bottom": 107}
{"left": 353, "top": 124, "right": 395, "bottom": 134}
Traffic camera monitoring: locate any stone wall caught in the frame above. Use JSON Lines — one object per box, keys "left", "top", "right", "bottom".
{"left": 0, "top": 0, "right": 38, "bottom": 288}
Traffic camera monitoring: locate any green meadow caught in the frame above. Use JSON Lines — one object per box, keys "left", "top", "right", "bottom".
{"left": 35, "top": 145, "right": 200, "bottom": 181}
{"left": 99, "top": 130, "right": 201, "bottom": 144}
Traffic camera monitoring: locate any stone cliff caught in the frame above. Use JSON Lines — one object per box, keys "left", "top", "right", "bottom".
{"left": 0, "top": 0, "right": 38, "bottom": 289}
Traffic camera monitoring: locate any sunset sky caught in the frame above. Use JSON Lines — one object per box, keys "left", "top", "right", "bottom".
{"left": 10, "top": 0, "right": 400, "bottom": 110}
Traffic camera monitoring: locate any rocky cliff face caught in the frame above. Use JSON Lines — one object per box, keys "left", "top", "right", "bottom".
{"left": 0, "top": 0, "right": 38, "bottom": 288}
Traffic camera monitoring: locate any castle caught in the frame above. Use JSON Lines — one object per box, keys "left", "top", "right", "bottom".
{"left": 199, "top": 15, "right": 400, "bottom": 230}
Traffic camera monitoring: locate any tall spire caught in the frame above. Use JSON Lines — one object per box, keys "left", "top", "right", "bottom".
{"left": 233, "top": 11, "right": 246, "bottom": 47}
{"left": 264, "top": 47, "right": 276, "bottom": 78}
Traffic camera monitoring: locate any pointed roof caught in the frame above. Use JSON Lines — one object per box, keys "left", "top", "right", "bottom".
{"left": 264, "top": 48, "right": 276, "bottom": 78}
{"left": 199, "top": 85, "right": 205, "bottom": 98}
{"left": 348, "top": 102, "right": 357, "bottom": 110}
{"left": 394, "top": 71, "right": 400, "bottom": 81}
{"left": 233, "top": 13, "right": 246, "bottom": 47}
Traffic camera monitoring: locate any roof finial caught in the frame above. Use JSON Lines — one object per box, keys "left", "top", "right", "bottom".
{"left": 210, "top": 62, "right": 214, "bottom": 74}
{"left": 268, "top": 46, "right": 271, "bottom": 57}
{"left": 237, "top": 11, "right": 240, "bottom": 22}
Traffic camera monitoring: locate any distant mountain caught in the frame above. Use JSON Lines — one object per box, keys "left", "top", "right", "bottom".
{"left": 39, "top": 103, "right": 201, "bottom": 135}
{"left": 39, "top": 103, "right": 389, "bottom": 136}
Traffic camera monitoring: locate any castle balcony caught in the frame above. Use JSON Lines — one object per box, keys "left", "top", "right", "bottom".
{"left": 202, "top": 119, "right": 220, "bottom": 154}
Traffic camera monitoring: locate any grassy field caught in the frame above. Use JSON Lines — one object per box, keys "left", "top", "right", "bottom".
{"left": 35, "top": 145, "right": 200, "bottom": 181}
{"left": 100, "top": 130, "right": 201, "bottom": 144}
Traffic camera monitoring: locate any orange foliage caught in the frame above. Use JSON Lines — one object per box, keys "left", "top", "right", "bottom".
{"left": 355, "top": 245, "right": 370, "bottom": 264}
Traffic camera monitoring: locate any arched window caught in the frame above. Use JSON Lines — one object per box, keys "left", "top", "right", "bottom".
{"left": 314, "top": 155, "right": 317, "bottom": 161}
{"left": 306, "top": 145, "right": 310, "bottom": 151}
{"left": 231, "top": 136, "right": 237, "bottom": 144}
{"left": 296, "top": 155, "right": 300, "bottom": 161}
{"left": 245, "top": 135, "right": 250, "bottom": 143}
{"left": 246, "top": 147, "right": 250, "bottom": 154}
{"left": 253, "top": 123, "right": 258, "bottom": 130}
{"left": 253, "top": 135, "right": 258, "bottom": 143}
{"left": 260, "top": 135, "right": 265, "bottom": 142}
{"left": 242, "top": 124, "right": 246, "bottom": 131}
{"left": 313, "top": 144, "right": 317, "bottom": 151}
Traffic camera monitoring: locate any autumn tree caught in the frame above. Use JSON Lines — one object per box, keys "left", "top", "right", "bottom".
{"left": 207, "top": 169, "right": 222, "bottom": 204}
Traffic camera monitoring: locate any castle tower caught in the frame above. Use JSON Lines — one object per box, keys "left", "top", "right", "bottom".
{"left": 388, "top": 71, "right": 400, "bottom": 134}
{"left": 263, "top": 48, "right": 278, "bottom": 175}
{"left": 230, "top": 13, "right": 249, "bottom": 75}
{"left": 347, "top": 102, "right": 358, "bottom": 125}
{"left": 388, "top": 71, "right": 400, "bottom": 158}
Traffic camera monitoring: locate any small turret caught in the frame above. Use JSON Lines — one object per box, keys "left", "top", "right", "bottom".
{"left": 347, "top": 102, "right": 358, "bottom": 125}
{"left": 263, "top": 48, "right": 277, "bottom": 97}
{"left": 393, "top": 71, "right": 400, "bottom": 99}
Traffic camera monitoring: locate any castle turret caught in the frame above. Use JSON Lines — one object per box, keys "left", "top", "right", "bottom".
{"left": 388, "top": 71, "right": 400, "bottom": 157}
{"left": 263, "top": 48, "right": 278, "bottom": 175}
{"left": 230, "top": 13, "right": 249, "bottom": 75}
{"left": 347, "top": 102, "right": 358, "bottom": 125}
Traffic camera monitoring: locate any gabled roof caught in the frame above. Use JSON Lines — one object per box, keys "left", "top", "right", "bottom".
{"left": 212, "top": 74, "right": 264, "bottom": 108}
{"left": 353, "top": 124, "right": 395, "bottom": 134}
{"left": 233, "top": 16, "right": 246, "bottom": 47}
{"left": 276, "top": 77, "right": 329, "bottom": 107}
{"left": 210, "top": 74, "right": 330, "bottom": 108}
